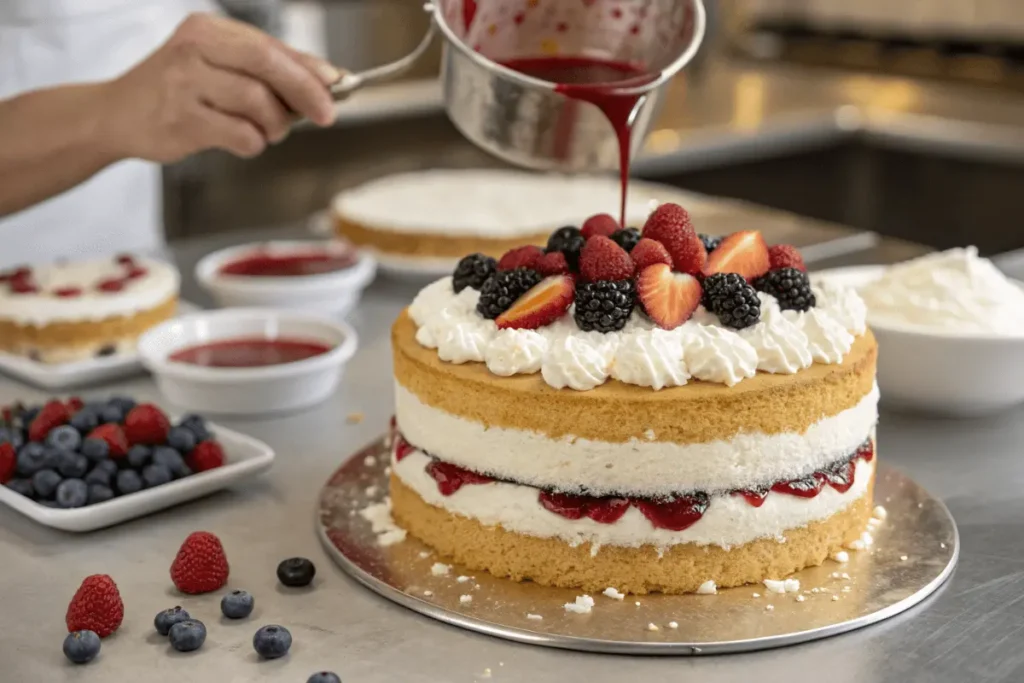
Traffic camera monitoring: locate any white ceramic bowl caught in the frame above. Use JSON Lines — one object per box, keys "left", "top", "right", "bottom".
{"left": 196, "top": 240, "right": 376, "bottom": 317}
{"left": 814, "top": 265, "right": 1024, "bottom": 416}
{"left": 137, "top": 308, "right": 357, "bottom": 415}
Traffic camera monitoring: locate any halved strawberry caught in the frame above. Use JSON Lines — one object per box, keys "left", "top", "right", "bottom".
{"left": 496, "top": 274, "right": 574, "bottom": 330}
{"left": 630, "top": 238, "right": 673, "bottom": 274}
{"left": 581, "top": 213, "right": 620, "bottom": 240}
{"left": 579, "top": 236, "right": 633, "bottom": 282}
{"left": 641, "top": 203, "right": 706, "bottom": 275}
{"left": 636, "top": 263, "right": 702, "bottom": 330}
{"left": 703, "top": 230, "right": 770, "bottom": 281}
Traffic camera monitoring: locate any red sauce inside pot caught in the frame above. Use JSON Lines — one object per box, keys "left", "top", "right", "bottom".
{"left": 169, "top": 338, "right": 332, "bottom": 367}
{"left": 219, "top": 250, "right": 357, "bottom": 277}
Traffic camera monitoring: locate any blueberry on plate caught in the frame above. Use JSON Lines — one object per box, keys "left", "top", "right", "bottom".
{"left": 55, "top": 479, "right": 88, "bottom": 508}
{"left": 88, "top": 484, "right": 115, "bottom": 505}
{"left": 93, "top": 459, "right": 118, "bottom": 476}
{"left": 115, "top": 469, "right": 143, "bottom": 496}
{"left": 63, "top": 630, "right": 101, "bottom": 664}
{"left": 126, "top": 445, "right": 152, "bottom": 469}
{"left": 154, "top": 606, "right": 191, "bottom": 636}
{"left": 0, "top": 426, "right": 24, "bottom": 449}
{"left": 46, "top": 425, "right": 81, "bottom": 452}
{"left": 253, "top": 625, "right": 292, "bottom": 659}
{"left": 56, "top": 452, "right": 89, "bottom": 479}
{"left": 80, "top": 438, "right": 110, "bottom": 462}
{"left": 142, "top": 463, "right": 172, "bottom": 488}
{"left": 31, "top": 469, "right": 62, "bottom": 499}
{"left": 100, "top": 404, "right": 124, "bottom": 424}
{"left": 6, "top": 478, "right": 35, "bottom": 499}
{"left": 277, "top": 557, "right": 316, "bottom": 588}
{"left": 69, "top": 409, "right": 100, "bottom": 434}
{"left": 152, "top": 447, "right": 190, "bottom": 479}
{"left": 168, "top": 619, "right": 206, "bottom": 652}
{"left": 178, "top": 414, "right": 211, "bottom": 442}
{"left": 107, "top": 396, "right": 136, "bottom": 414}
{"left": 308, "top": 673, "right": 342, "bottom": 683}
{"left": 166, "top": 426, "right": 197, "bottom": 454}
{"left": 221, "top": 590, "right": 255, "bottom": 619}
{"left": 16, "top": 443, "right": 48, "bottom": 477}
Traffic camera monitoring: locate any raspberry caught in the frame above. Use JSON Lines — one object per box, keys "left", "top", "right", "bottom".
{"left": 66, "top": 396, "right": 84, "bottom": 413}
{"left": 579, "top": 236, "right": 633, "bottom": 282}
{"left": 641, "top": 204, "right": 706, "bottom": 276}
{"left": 65, "top": 574, "right": 124, "bottom": 638}
{"left": 186, "top": 441, "right": 225, "bottom": 472}
{"left": 630, "top": 238, "right": 673, "bottom": 274}
{"left": 87, "top": 423, "right": 130, "bottom": 458}
{"left": 28, "top": 400, "right": 70, "bottom": 442}
{"left": 581, "top": 213, "right": 620, "bottom": 240}
{"left": 768, "top": 244, "right": 807, "bottom": 272}
{"left": 536, "top": 251, "right": 569, "bottom": 276}
{"left": 497, "top": 245, "right": 544, "bottom": 272}
{"left": 170, "top": 531, "right": 230, "bottom": 594}
{"left": 0, "top": 442, "right": 14, "bottom": 484}
{"left": 124, "top": 403, "right": 171, "bottom": 445}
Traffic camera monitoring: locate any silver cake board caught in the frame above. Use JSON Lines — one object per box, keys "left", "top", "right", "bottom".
{"left": 316, "top": 437, "right": 958, "bottom": 655}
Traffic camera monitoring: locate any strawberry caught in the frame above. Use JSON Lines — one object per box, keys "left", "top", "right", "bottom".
{"left": 123, "top": 403, "right": 170, "bottom": 445}
{"left": 640, "top": 203, "right": 706, "bottom": 275}
{"left": 65, "top": 574, "right": 124, "bottom": 638}
{"left": 88, "top": 423, "right": 129, "bottom": 458}
{"left": 496, "top": 274, "right": 574, "bottom": 330}
{"left": 497, "top": 245, "right": 544, "bottom": 272}
{"left": 0, "top": 442, "right": 15, "bottom": 484}
{"left": 536, "top": 251, "right": 570, "bottom": 276}
{"left": 186, "top": 441, "right": 225, "bottom": 472}
{"left": 703, "top": 230, "right": 770, "bottom": 281}
{"left": 28, "top": 400, "right": 70, "bottom": 442}
{"left": 768, "top": 244, "right": 806, "bottom": 272}
{"left": 636, "top": 263, "right": 702, "bottom": 330}
{"left": 630, "top": 238, "right": 673, "bottom": 274}
{"left": 579, "top": 236, "right": 633, "bottom": 282}
{"left": 171, "top": 531, "right": 230, "bottom": 594}
{"left": 581, "top": 213, "right": 620, "bottom": 240}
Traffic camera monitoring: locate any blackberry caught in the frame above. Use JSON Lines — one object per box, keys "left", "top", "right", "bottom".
{"left": 546, "top": 226, "right": 585, "bottom": 270}
{"left": 452, "top": 253, "right": 497, "bottom": 293}
{"left": 699, "top": 233, "right": 721, "bottom": 253}
{"left": 754, "top": 267, "right": 816, "bottom": 312}
{"left": 573, "top": 280, "right": 636, "bottom": 333}
{"left": 610, "top": 228, "right": 641, "bottom": 253}
{"left": 476, "top": 268, "right": 541, "bottom": 319}
{"left": 702, "top": 273, "right": 761, "bottom": 330}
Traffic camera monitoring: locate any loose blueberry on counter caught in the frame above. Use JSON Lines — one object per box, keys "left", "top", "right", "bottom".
{"left": 277, "top": 557, "right": 316, "bottom": 587}
{"left": 308, "top": 672, "right": 342, "bottom": 683}
{"left": 126, "top": 445, "right": 152, "bottom": 469}
{"left": 155, "top": 606, "right": 191, "bottom": 636}
{"left": 56, "top": 451, "right": 89, "bottom": 479}
{"left": 115, "top": 469, "right": 143, "bottom": 496}
{"left": 88, "top": 484, "right": 115, "bottom": 505}
{"left": 56, "top": 479, "right": 88, "bottom": 508}
{"left": 152, "top": 447, "right": 190, "bottom": 479}
{"left": 63, "top": 630, "right": 101, "bottom": 664}
{"left": 46, "top": 425, "right": 81, "bottom": 452}
{"left": 221, "top": 590, "right": 255, "bottom": 619}
{"left": 168, "top": 619, "right": 207, "bottom": 652}
{"left": 7, "top": 478, "right": 34, "bottom": 498}
{"left": 142, "top": 463, "right": 172, "bottom": 488}
{"left": 253, "top": 625, "right": 292, "bottom": 659}
{"left": 31, "top": 469, "right": 62, "bottom": 498}
{"left": 80, "top": 438, "right": 110, "bottom": 463}
{"left": 166, "top": 426, "right": 196, "bottom": 454}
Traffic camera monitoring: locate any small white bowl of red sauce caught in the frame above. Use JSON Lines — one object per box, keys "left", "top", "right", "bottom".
{"left": 196, "top": 240, "right": 376, "bottom": 317}
{"left": 137, "top": 308, "right": 357, "bottom": 415}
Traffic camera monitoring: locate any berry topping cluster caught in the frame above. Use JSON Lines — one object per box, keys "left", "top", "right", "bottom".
{"left": 449, "top": 203, "right": 816, "bottom": 333}
{"left": 0, "top": 254, "right": 148, "bottom": 297}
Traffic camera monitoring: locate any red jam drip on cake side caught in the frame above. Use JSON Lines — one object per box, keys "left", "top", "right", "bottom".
{"left": 426, "top": 461, "right": 494, "bottom": 496}
{"left": 168, "top": 338, "right": 332, "bottom": 368}
{"left": 218, "top": 250, "right": 358, "bottom": 277}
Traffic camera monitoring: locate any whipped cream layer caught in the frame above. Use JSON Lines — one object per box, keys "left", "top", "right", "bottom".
{"left": 394, "top": 448, "right": 875, "bottom": 551}
{"left": 860, "top": 247, "right": 1024, "bottom": 335}
{"left": 395, "top": 382, "right": 879, "bottom": 496}
{"left": 0, "top": 256, "right": 179, "bottom": 326}
{"left": 409, "top": 276, "right": 866, "bottom": 390}
{"left": 334, "top": 170, "right": 658, "bottom": 238}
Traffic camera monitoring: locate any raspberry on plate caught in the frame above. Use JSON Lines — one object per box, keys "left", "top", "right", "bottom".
{"left": 581, "top": 213, "right": 620, "bottom": 240}
{"left": 65, "top": 574, "right": 124, "bottom": 638}
{"left": 123, "top": 404, "right": 171, "bottom": 445}
{"left": 497, "top": 245, "right": 544, "bottom": 272}
{"left": 186, "top": 440, "right": 225, "bottom": 472}
{"left": 496, "top": 274, "right": 574, "bottom": 330}
{"left": 579, "top": 236, "right": 632, "bottom": 282}
{"left": 640, "top": 204, "right": 706, "bottom": 276}
{"left": 703, "top": 230, "right": 771, "bottom": 281}
{"left": 28, "top": 400, "right": 70, "bottom": 443}
{"left": 768, "top": 244, "right": 807, "bottom": 272}
{"left": 630, "top": 238, "right": 673, "bottom": 274}
{"left": 636, "top": 263, "right": 703, "bottom": 330}
{"left": 170, "top": 531, "right": 230, "bottom": 595}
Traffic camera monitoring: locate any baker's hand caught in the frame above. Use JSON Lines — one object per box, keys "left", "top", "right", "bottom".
{"left": 102, "top": 13, "right": 339, "bottom": 163}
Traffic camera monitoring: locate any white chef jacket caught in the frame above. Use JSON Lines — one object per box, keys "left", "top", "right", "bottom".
{"left": 0, "top": 0, "right": 216, "bottom": 268}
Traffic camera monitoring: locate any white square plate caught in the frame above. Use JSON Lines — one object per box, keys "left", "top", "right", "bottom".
{"left": 0, "top": 301, "right": 201, "bottom": 390}
{"left": 0, "top": 421, "right": 274, "bottom": 532}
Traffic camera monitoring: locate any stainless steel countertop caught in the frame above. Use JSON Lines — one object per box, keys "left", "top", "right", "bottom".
{"left": 1, "top": 223, "right": 1021, "bottom": 683}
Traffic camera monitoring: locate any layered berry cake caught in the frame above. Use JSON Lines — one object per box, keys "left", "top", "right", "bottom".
{"left": 0, "top": 255, "right": 180, "bottom": 364}
{"left": 389, "top": 203, "right": 877, "bottom": 595}
{"left": 333, "top": 169, "right": 657, "bottom": 269}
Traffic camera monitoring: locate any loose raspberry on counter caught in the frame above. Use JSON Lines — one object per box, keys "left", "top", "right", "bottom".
{"left": 768, "top": 244, "right": 806, "bottom": 272}
{"left": 65, "top": 574, "right": 124, "bottom": 638}
{"left": 636, "top": 263, "right": 702, "bottom": 330}
{"left": 28, "top": 400, "right": 70, "bottom": 442}
{"left": 579, "top": 236, "right": 633, "bottom": 282}
{"left": 124, "top": 404, "right": 171, "bottom": 445}
{"left": 186, "top": 441, "right": 225, "bottom": 472}
{"left": 630, "top": 238, "right": 673, "bottom": 274}
{"left": 581, "top": 213, "right": 620, "bottom": 240}
{"left": 497, "top": 245, "right": 544, "bottom": 272}
{"left": 87, "top": 423, "right": 130, "bottom": 458}
{"left": 496, "top": 274, "right": 574, "bottom": 330}
{"left": 641, "top": 204, "right": 706, "bottom": 276}
{"left": 170, "top": 531, "right": 230, "bottom": 595}
{"left": 703, "top": 230, "right": 770, "bottom": 281}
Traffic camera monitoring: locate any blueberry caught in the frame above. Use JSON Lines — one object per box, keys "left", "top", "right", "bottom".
{"left": 56, "top": 451, "right": 89, "bottom": 479}
{"left": 84, "top": 466, "right": 112, "bottom": 487}
{"left": 6, "top": 478, "right": 34, "bottom": 498}
{"left": 307, "top": 673, "right": 342, "bottom": 683}
{"left": 100, "top": 404, "right": 124, "bottom": 424}
{"left": 168, "top": 619, "right": 206, "bottom": 652}
{"left": 142, "top": 463, "right": 172, "bottom": 488}
{"left": 277, "top": 557, "right": 316, "bottom": 588}
{"left": 126, "top": 445, "right": 152, "bottom": 469}
{"left": 40, "top": 446, "right": 62, "bottom": 470}
{"left": 154, "top": 606, "right": 191, "bottom": 636}
{"left": 179, "top": 414, "right": 211, "bottom": 442}
{"left": 253, "top": 625, "right": 292, "bottom": 659}
{"left": 20, "top": 406, "right": 40, "bottom": 424}
{"left": 31, "top": 469, "right": 62, "bottom": 498}
{"left": 166, "top": 426, "right": 197, "bottom": 454}
{"left": 221, "top": 590, "right": 255, "bottom": 619}
{"left": 16, "top": 443, "right": 47, "bottom": 476}
{"left": 93, "top": 459, "right": 118, "bottom": 476}
{"left": 115, "top": 469, "right": 143, "bottom": 495}
{"left": 46, "top": 425, "right": 81, "bottom": 452}
{"left": 81, "top": 438, "right": 110, "bottom": 462}
{"left": 88, "top": 484, "right": 114, "bottom": 505}
{"left": 0, "top": 426, "right": 23, "bottom": 449}
{"left": 69, "top": 409, "right": 100, "bottom": 434}
{"left": 108, "top": 396, "right": 136, "bottom": 414}
{"left": 56, "top": 479, "right": 88, "bottom": 508}
{"left": 63, "top": 630, "right": 101, "bottom": 664}
{"left": 152, "top": 447, "right": 190, "bottom": 479}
